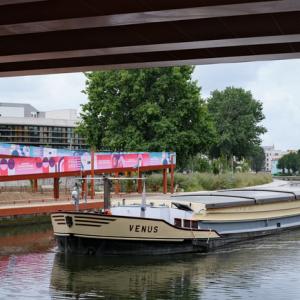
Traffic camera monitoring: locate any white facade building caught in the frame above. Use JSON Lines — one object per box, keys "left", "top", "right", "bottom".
{"left": 263, "top": 145, "right": 297, "bottom": 173}
{"left": 0, "top": 102, "right": 87, "bottom": 149}
{"left": 263, "top": 145, "right": 288, "bottom": 173}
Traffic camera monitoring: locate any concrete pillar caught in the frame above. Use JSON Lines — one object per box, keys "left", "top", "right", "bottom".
{"left": 54, "top": 177, "right": 59, "bottom": 200}
{"left": 163, "top": 168, "right": 167, "bottom": 194}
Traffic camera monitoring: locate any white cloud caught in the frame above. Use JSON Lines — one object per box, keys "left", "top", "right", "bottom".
{"left": 245, "top": 60, "right": 300, "bottom": 150}
{"left": 0, "top": 72, "right": 87, "bottom": 111}
{"left": 194, "top": 59, "right": 300, "bottom": 150}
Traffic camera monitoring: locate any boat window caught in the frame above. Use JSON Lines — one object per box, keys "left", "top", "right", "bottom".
{"left": 191, "top": 221, "right": 198, "bottom": 229}
{"left": 184, "top": 219, "right": 191, "bottom": 228}
{"left": 174, "top": 218, "right": 182, "bottom": 227}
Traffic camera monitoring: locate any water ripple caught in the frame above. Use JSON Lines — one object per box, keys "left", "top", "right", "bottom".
{"left": 1, "top": 228, "right": 300, "bottom": 299}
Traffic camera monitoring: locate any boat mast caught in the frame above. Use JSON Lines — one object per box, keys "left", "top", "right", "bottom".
{"left": 103, "top": 176, "right": 111, "bottom": 212}
{"left": 140, "top": 180, "right": 146, "bottom": 218}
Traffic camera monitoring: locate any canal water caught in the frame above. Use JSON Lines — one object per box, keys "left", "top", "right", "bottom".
{"left": 1, "top": 224, "right": 300, "bottom": 299}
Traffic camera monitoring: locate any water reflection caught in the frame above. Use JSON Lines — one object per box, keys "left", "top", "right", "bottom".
{"left": 50, "top": 253, "right": 204, "bottom": 299}
{"left": 1, "top": 225, "right": 300, "bottom": 299}
{"left": 0, "top": 223, "right": 54, "bottom": 255}
{"left": 50, "top": 230, "right": 300, "bottom": 300}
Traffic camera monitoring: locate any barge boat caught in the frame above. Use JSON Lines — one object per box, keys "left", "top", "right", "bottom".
{"left": 51, "top": 182, "right": 300, "bottom": 255}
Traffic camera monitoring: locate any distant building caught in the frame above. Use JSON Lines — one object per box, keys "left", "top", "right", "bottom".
{"left": 271, "top": 159, "right": 281, "bottom": 174}
{"left": 0, "top": 102, "right": 87, "bottom": 149}
{"left": 262, "top": 145, "right": 287, "bottom": 173}
{"left": 263, "top": 145, "right": 297, "bottom": 174}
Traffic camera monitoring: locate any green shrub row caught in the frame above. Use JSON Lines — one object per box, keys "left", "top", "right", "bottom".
{"left": 146, "top": 172, "right": 272, "bottom": 192}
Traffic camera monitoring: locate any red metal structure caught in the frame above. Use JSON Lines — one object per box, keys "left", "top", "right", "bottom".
{"left": 0, "top": 158, "right": 175, "bottom": 218}
{"left": 0, "top": 146, "right": 176, "bottom": 200}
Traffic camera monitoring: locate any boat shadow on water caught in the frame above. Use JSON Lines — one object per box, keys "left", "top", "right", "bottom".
{"left": 50, "top": 228, "right": 300, "bottom": 299}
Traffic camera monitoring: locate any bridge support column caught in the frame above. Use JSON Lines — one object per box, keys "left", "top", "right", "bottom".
{"left": 137, "top": 170, "right": 143, "bottom": 194}
{"left": 33, "top": 179, "right": 38, "bottom": 193}
{"left": 54, "top": 177, "right": 59, "bottom": 200}
{"left": 114, "top": 172, "right": 120, "bottom": 194}
{"left": 125, "top": 171, "right": 132, "bottom": 193}
{"left": 163, "top": 168, "right": 167, "bottom": 194}
{"left": 81, "top": 175, "right": 87, "bottom": 199}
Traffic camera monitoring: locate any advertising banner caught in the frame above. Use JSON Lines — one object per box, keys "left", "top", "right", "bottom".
{"left": 0, "top": 143, "right": 87, "bottom": 158}
{"left": 0, "top": 152, "right": 176, "bottom": 177}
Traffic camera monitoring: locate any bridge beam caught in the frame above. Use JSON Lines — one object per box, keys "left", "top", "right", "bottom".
{"left": 0, "top": 1, "right": 299, "bottom": 76}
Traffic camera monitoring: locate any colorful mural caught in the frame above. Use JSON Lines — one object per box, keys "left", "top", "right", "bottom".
{"left": 0, "top": 143, "right": 87, "bottom": 157}
{"left": 0, "top": 144, "right": 176, "bottom": 177}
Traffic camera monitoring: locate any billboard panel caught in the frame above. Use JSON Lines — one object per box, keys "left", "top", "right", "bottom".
{"left": 0, "top": 152, "right": 176, "bottom": 177}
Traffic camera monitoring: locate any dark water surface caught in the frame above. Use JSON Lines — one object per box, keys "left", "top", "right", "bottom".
{"left": 1, "top": 225, "right": 300, "bottom": 299}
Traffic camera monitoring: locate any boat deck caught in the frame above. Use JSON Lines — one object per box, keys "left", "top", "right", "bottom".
{"left": 172, "top": 188, "right": 300, "bottom": 209}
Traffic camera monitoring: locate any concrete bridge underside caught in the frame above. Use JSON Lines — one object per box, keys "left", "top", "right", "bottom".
{"left": 1, "top": 0, "right": 300, "bottom": 76}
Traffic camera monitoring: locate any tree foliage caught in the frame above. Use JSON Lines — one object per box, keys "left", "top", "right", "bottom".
{"left": 277, "top": 155, "right": 287, "bottom": 174}
{"left": 78, "top": 67, "right": 216, "bottom": 167}
{"left": 278, "top": 152, "right": 300, "bottom": 175}
{"left": 248, "top": 145, "right": 265, "bottom": 173}
{"left": 207, "top": 87, "right": 266, "bottom": 160}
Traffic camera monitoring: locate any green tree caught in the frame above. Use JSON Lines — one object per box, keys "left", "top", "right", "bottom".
{"left": 207, "top": 87, "right": 266, "bottom": 160}
{"left": 78, "top": 67, "right": 216, "bottom": 167}
{"left": 248, "top": 145, "right": 265, "bottom": 173}
{"left": 186, "top": 154, "right": 211, "bottom": 173}
{"left": 284, "top": 152, "right": 299, "bottom": 175}
{"left": 277, "top": 155, "right": 287, "bottom": 174}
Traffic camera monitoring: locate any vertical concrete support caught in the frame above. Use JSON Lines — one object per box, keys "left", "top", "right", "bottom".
{"left": 54, "top": 177, "right": 59, "bottom": 200}
{"left": 137, "top": 169, "right": 143, "bottom": 194}
{"left": 114, "top": 172, "right": 120, "bottom": 194}
{"left": 170, "top": 155, "right": 175, "bottom": 194}
{"left": 163, "top": 168, "right": 167, "bottom": 194}
{"left": 33, "top": 179, "right": 38, "bottom": 193}
{"left": 90, "top": 149, "right": 95, "bottom": 199}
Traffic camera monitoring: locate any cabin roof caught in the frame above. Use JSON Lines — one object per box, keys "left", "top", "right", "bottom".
{"left": 171, "top": 188, "right": 300, "bottom": 209}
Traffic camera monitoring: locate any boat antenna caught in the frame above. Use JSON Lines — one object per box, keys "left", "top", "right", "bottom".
{"left": 140, "top": 178, "right": 146, "bottom": 218}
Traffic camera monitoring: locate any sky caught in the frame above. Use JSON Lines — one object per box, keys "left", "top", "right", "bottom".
{"left": 0, "top": 58, "right": 300, "bottom": 150}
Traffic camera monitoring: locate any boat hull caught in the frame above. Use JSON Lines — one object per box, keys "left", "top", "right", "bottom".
{"left": 200, "top": 213, "right": 300, "bottom": 248}
{"left": 56, "top": 235, "right": 209, "bottom": 255}
{"left": 208, "top": 225, "right": 300, "bottom": 249}
{"left": 51, "top": 212, "right": 219, "bottom": 255}
{"left": 55, "top": 223, "right": 300, "bottom": 255}
{"left": 51, "top": 212, "right": 300, "bottom": 255}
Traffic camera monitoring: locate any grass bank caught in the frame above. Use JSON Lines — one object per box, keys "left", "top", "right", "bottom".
{"left": 147, "top": 172, "right": 272, "bottom": 192}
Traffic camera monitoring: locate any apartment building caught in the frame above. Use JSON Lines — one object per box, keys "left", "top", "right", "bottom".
{"left": 0, "top": 102, "right": 87, "bottom": 149}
